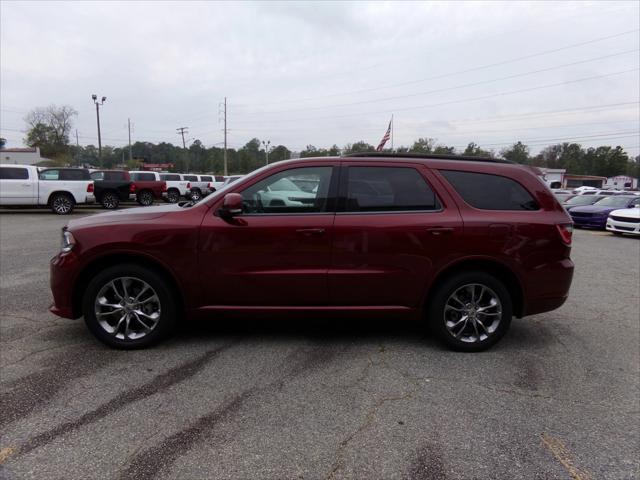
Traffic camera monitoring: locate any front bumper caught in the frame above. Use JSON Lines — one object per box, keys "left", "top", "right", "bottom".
{"left": 606, "top": 218, "right": 640, "bottom": 235}
{"left": 50, "top": 251, "right": 81, "bottom": 319}
{"left": 570, "top": 215, "right": 607, "bottom": 229}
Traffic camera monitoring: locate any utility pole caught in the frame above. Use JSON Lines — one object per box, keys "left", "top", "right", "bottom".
{"left": 128, "top": 118, "right": 133, "bottom": 162}
{"left": 75, "top": 129, "right": 80, "bottom": 166}
{"left": 262, "top": 139, "right": 271, "bottom": 165}
{"left": 176, "top": 126, "right": 188, "bottom": 149}
{"left": 91, "top": 94, "right": 106, "bottom": 167}
{"left": 223, "top": 97, "right": 228, "bottom": 176}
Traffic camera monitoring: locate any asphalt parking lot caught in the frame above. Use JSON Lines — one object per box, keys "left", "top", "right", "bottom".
{"left": 0, "top": 212, "right": 638, "bottom": 480}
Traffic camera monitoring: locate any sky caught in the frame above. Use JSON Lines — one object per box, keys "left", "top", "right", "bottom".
{"left": 1, "top": 0, "right": 639, "bottom": 157}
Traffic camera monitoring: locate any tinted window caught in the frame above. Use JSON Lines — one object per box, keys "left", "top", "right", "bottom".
{"left": 60, "top": 169, "right": 89, "bottom": 180}
{"left": 344, "top": 166, "right": 440, "bottom": 212}
{"left": 90, "top": 171, "right": 104, "bottom": 180}
{"left": 160, "top": 174, "right": 181, "bottom": 181}
{"left": 104, "top": 171, "right": 127, "bottom": 181}
{"left": 240, "top": 167, "right": 333, "bottom": 214}
{"left": 183, "top": 175, "right": 198, "bottom": 181}
{"left": 0, "top": 167, "right": 29, "bottom": 180}
{"left": 200, "top": 175, "right": 213, "bottom": 181}
{"left": 131, "top": 172, "right": 156, "bottom": 181}
{"left": 40, "top": 170, "right": 59, "bottom": 180}
{"left": 215, "top": 176, "right": 225, "bottom": 182}
{"left": 440, "top": 170, "right": 538, "bottom": 211}
{"left": 594, "top": 196, "right": 636, "bottom": 208}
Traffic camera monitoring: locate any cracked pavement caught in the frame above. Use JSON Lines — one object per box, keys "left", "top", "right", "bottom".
{"left": 1, "top": 213, "right": 638, "bottom": 479}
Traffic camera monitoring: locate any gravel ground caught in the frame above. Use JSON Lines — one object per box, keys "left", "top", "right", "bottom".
{"left": 0, "top": 213, "right": 638, "bottom": 480}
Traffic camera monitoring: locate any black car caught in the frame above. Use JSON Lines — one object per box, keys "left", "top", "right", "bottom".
{"left": 90, "top": 170, "right": 132, "bottom": 209}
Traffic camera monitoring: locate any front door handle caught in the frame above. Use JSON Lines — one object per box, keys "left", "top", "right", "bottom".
{"left": 296, "top": 228, "right": 326, "bottom": 237}
{"left": 427, "top": 227, "right": 453, "bottom": 236}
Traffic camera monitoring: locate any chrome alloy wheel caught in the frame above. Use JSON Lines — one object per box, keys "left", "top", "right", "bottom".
{"left": 53, "top": 195, "right": 73, "bottom": 214}
{"left": 444, "top": 283, "right": 502, "bottom": 344}
{"left": 94, "top": 277, "right": 161, "bottom": 340}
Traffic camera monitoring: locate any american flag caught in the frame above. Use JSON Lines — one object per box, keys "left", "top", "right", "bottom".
{"left": 376, "top": 118, "right": 392, "bottom": 151}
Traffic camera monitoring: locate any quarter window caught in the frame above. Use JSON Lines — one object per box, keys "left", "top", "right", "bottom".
{"left": 240, "top": 167, "right": 333, "bottom": 214}
{"left": 343, "top": 166, "right": 440, "bottom": 212}
{"left": 160, "top": 174, "right": 181, "bottom": 181}
{"left": 0, "top": 167, "right": 29, "bottom": 180}
{"left": 131, "top": 172, "right": 156, "bottom": 181}
{"left": 60, "top": 169, "right": 89, "bottom": 180}
{"left": 90, "top": 171, "right": 105, "bottom": 181}
{"left": 39, "top": 170, "right": 60, "bottom": 180}
{"left": 440, "top": 170, "right": 539, "bottom": 211}
{"left": 200, "top": 175, "right": 213, "bottom": 182}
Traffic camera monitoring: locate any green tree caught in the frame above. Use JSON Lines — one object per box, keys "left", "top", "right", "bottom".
{"left": 433, "top": 145, "right": 456, "bottom": 154}
{"left": 500, "top": 141, "right": 530, "bottom": 164}
{"left": 463, "top": 142, "right": 493, "bottom": 157}
{"left": 24, "top": 105, "right": 77, "bottom": 159}
{"left": 344, "top": 141, "right": 375, "bottom": 154}
{"left": 269, "top": 145, "right": 291, "bottom": 162}
{"left": 410, "top": 137, "right": 435, "bottom": 153}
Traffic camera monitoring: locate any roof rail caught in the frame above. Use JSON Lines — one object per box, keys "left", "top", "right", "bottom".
{"left": 343, "top": 152, "right": 514, "bottom": 164}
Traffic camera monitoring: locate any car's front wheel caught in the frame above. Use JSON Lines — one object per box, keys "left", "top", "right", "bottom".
{"left": 82, "top": 264, "right": 176, "bottom": 349}
{"left": 428, "top": 271, "right": 512, "bottom": 352}
{"left": 166, "top": 189, "right": 180, "bottom": 203}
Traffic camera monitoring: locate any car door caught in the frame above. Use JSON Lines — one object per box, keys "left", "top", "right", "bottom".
{"left": 329, "top": 162, "right": 463, "bottom": 307}
{"left": 198, "top": 163, "right": 338, "bottom": 307}
{"left": 0, "top": 166, "right": 36, "bottom": 205}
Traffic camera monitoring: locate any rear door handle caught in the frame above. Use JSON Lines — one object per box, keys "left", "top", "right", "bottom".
{"left": 427, "top": 227, "right": 453, "bottom": 236}
{"left": 296, "top": 228, "right": 326, "bottom": 237}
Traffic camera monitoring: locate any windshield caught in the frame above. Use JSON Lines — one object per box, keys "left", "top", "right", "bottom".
{"left": 594, "top": 196, "right": 634, "bottom": 207}
{"left": 565, "top": 195, "right": 603, "bottom": 206}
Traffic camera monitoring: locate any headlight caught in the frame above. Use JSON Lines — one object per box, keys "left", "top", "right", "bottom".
{"left": 61, "top": 229, "right": 76, "bottom": 253}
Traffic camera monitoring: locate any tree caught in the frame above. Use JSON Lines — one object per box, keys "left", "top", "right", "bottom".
{"left": 410, "top": 137, "right": 435, "bottom": 153}
{"left": 463, "top": 142, "right": 493, "bottom": 157}
{"left": 269, "top": 145, "right": 291, "bottom": 163}
{"left": 343, "top": 141, "right": 375, "bottom": 154}
{"left": 433, "top": 145, "right": 456, "bottom": 154}
{"left": 500, "top": 141, "right": 530, "bottom": 164}
{"left": 24, "top": 105, "right": 77, "bottom": 159}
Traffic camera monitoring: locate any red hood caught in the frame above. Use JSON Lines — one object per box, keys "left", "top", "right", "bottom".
{"left": 67, "top": 204, "right": 182, "bottom": 229}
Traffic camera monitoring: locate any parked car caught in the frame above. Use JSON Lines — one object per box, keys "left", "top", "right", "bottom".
{"left": 569, "top": 196, "right": 640, "bottom": 229}
{"left": 129, "top": 171, "right": 168, "bottom": 206}
{"left": 554, "top": 193, "right": 575, "bottom": 203}
{"left": 198, "top": 175, "right": 226, "bottom": 192}
{"left": 572, "top": 186, "right": 598, "bottom": 194}
{"left": 222, "top": 175, "right": 243, "bottom": 187}
{"left": 159, "top": 173, "right": 190, "bottom": 203}
{"left": 606, "top": 206, "right": 640, "bottom": 236}
{"left": 50, "top": 153, "right": 574, "bottom": 351}
{"left": 90, "top": 170, "right": 132, "bottom": 209}
{"left": 0, "top": 165, "right": 94, "bottom": 214}
{"left": 562, "top": 194, "right": 606, "bottom": 211}
{"left": 182, "top": 174, "right": 210, "bottom": 201}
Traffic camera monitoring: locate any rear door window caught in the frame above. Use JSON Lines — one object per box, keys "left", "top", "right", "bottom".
{"left": 60, "top": 169, "right": 89, "bottom": 180}
{"left": 160, "top": 174, "right": 181, "bottom": 181}
{"left": 131, "top": 172, "right": 156, "bottom": 181}
{"left": 440, "top": 170, "right": 539, "bottom": 211}
{"left": 0, "top": 167, "right": 29, "bottom": 180}
{"left": 39, "top": 170, "right": 60, "bottom": 180}
{"left": 104, "top": 171, "right": 127, "bottom": 181}
{"left": 183, "top": 175, "right": 198, "bottom": 182}
{"left": 342, "top": 166, "right": 440, "bottom": 212}
{"left": 200, "top": 175, "right": 213, "bottom": 182}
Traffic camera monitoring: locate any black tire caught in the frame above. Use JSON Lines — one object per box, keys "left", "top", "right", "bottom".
{"left": 82, "top": 264, "right": 177, "bottom": 349}
{"left": 166, "top": 189, "right": 180, "bottom": 203}
{"left": 189, "top": 189, "right": 202, "bottom": 202}
{"left": 50, "top": 193, "right": 75, "bottom": 215}
{"left": 427, "top": 271, "right": 512, "bottom": 352}
{"left": 137, "top": 190, "right": 154, "bottom": 206}
{"left": 101, "top": 191, "right": 120, "bottom": 209}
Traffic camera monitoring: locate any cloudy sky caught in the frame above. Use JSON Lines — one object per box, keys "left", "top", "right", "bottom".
{"left": 1, "top": 1, "right": 639, "bottom": 156}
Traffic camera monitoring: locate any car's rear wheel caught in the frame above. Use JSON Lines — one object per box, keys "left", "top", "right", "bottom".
{"left": 166, "top": 189, "right": 180, "bottom": 203}
{"left": 137, "top": 190, "right": 154, "bottom": 206}
{"left": 82, "top": 264, "right": 176, "bottom": 349}
{"left": 50, "top": 193, "right": 75, "bottom": 215}
{"left": 101, "top": 191, "right": 120, "bottom": 209}
{"left": 428, "top": 271, "right": 512, "bottom": 352}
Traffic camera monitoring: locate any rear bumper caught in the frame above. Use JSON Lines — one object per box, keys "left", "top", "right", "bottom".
{"left": 50, "top": 252, "right": 81, "bottom": 319}
{"left": 606, "top": 218, "right": 640, "bottom": 235}
{"left": 523, "top": 258, "right": 574, "bottom": 316}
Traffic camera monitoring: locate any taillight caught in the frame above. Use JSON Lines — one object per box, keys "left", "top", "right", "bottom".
{"left": 186, "top": 182, "right": 191, "bottom": 189}
{"left": 87, "top": 182, "right": 94, "bottom": 193}
{"left": 161, "top": 182, "right": 167, "bottom": 192}
{"left": 130, "top": 183, "right": 136, "bottom": 193}
{"left": 556, "top": 224, "right": 573, "bottom": 246}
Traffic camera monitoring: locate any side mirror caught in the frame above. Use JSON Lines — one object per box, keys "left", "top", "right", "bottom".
{"left": 219, "top": 193, "right": 243, "bottom": 218}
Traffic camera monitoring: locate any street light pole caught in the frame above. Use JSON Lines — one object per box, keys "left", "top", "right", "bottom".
{"left": 91, "top": 94, "right": 106, "bottom": 167}
{"left": 262, "top": 139, "right": 271, "bottom": 165}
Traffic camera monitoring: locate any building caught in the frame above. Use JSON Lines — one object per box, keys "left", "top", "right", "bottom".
{"left": 143, "top": 163, "right": 174, "bottom": 171}
{"left": 0, "top": 147, "right": 52, "bottom": 165}
{"left": 538, "top": 168, "right": 566, "bottom": 188}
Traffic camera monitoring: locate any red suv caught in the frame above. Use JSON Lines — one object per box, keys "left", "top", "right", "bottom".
{"left": 50, "top": 154, "right": 574, "bottom": 351}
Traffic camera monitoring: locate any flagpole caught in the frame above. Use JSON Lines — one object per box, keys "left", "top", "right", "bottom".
{"left": 391, "top": 114, "right": 394, "bottom": 152}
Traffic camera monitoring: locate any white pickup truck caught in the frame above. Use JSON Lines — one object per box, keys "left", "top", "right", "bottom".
{"left": 0, "top": 164, "right": 95, "bottom": 214}
{"left": 159, "top": 173, "right": 190, "bottom": 203}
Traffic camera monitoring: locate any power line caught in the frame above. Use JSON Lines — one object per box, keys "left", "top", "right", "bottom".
{"left": 230, "top": 49, "right": 640, "bottom": 116}
{"left": 176, "top": 126, "right": 189, "bottom": 148}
